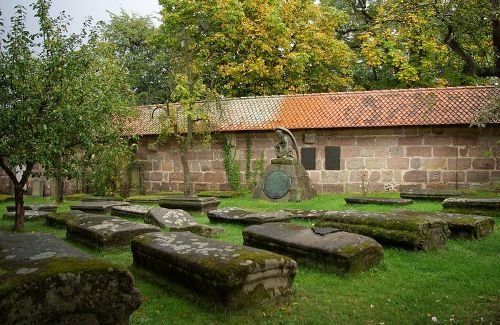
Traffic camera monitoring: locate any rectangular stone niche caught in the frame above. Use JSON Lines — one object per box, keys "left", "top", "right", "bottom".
{"left": 131, "top": 232, "right": 297, "bottom": 308}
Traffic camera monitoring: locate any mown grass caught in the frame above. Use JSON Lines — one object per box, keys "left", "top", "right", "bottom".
{"left": 0, "top": 194, "right": 499, "bottom": 324}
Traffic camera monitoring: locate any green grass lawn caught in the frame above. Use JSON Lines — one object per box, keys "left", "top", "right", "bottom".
{"left": 1, "top": 194, "right": 499, "bottom": 324}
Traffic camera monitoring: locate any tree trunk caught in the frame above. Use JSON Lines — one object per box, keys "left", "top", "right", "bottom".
{"left": 14, "top": 185, "right": 25, "bottom": 231}
{"left": 55, "top": 175, "right": 64, "bottom": 204}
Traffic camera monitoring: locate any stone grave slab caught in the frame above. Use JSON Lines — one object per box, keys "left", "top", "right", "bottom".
{"left": 243, "top": 223, "right": 383, "bottom": 274}
{"left": 6, "top": 203, "right": 57, "bottom": 212}
{"left": 391, "top": 210, "right": 495, "bottom": 239}
{"left": 279, "top": 209, "right": 328, "bottom": 220}
{"left": 131, "top": 231, "right": 297, "bottom": 308}
{"left": 45, "top": 210, "right": 86, "bottom": 228}
{"left": 111, "top": 205, "right": 151, "bottom": 219}
{"left": 0, "top": 231, "right": 141, "bottom": 324}
{"left": 207, "top": 207, "right": 294, "bottom": 225}
{"left": 442, "top": 197, "right": 500, "bottom": 217}
{"left": 316, "top": 210, "right": 450, "bottom": 251}
{"left": 145, "top": 207, "right": 223, "bottom": 237}
{"left": 400, "top": 189, "right": 462, "bottom": 201}
{"left": 66, "top": 214, "right": 160, "bottom": 249}
{"left": 345, "top": 197, "right": 413, "bottom": 205}
{"left": 158, "top": 196, "right": 220, "bottom": 212}
{"left": 3, "top": 210, "right": 49, "bottom": 221}
{"left": 70, "top": 201, "right": 130, "bottom": 214}
{"left": 81, "top": 196, "right": 123, "bottom": 202}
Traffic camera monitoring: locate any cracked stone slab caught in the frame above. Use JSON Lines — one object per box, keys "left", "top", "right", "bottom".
{"left": 70, "top": 201, "right": 130, "bottom": 214}
{"left": 145, "top": 207, "right": 223, "bottom": 237}
{"left": 400, "top": 189, "right": 462, "bottom": 200}
{"left": 66, "top": 214, "right": 160, "bottom": 249}
{"left": 131, "top": 231, "right": 296, "bottom": 307}
{"left": 158, "top": 196, "right": 220, "bottom": 212}
{"left": 316, "top": 210, "right": 450, "bottom": 251}
{"left": 243, "top": 222, "right": 383, "bottom": 274}
{"left": 3, "top": 210, "right": 49, "bottom": 221}
{"left": 0, "top": 231, "right": 141, "bottom": 324}
{"left": 7, "top": 204, "right": 58, "bottom": 212}
{"left": 111, "top": 205, "right": 151, "bottom": 219}
{"left": 442, "top": 197, "right": 500, "bottom": 217}
{"left": 345, "top": 197, "right": 413, "bottom": 206}
{"left": 207, "top": 207, "right": 294, "bottom": 225}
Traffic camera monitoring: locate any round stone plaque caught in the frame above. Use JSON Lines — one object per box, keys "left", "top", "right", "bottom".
{"left": 263, "top": 170, "right": 292, "bottom": 199}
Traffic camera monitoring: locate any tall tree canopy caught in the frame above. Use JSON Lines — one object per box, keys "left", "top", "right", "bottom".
{"left": 0, "top": 0, "right": 133, "bottom": 230}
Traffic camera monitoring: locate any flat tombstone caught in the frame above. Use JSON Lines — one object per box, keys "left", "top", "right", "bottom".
{"left": 345, "top": 197, "right": 414, "bottom": 206}
{"left": 442, "top": 197, "right": 500, "bottom": 217}
{"left": 0, "top": 231, "right": 141, "bottom": 324}
{"left": 7, "top": 204, "right": 57, "bottom": 212}
{"left": 81, "top": 196, "right": 123, "bottom": 202}
{"left": 45, "top": 210, "right": 86, "bottom": 228}
{"left": 131, "top": 231, "right": 297, "bottom": 308}
{"left": 207, "top": 207, "right": 293, "bottom": 225}
{"left": 400, "top": 189, "right": 462, "bottom": 200}
{"left": 3, "top": 210, "right": 49, "bottom": 221}
{"left": 279, "top": 209, "right": 327, "bottom": 220}
{"left": 243, "top": 222, "right": 383, "bottom": 274}
{"left": 70, "top": 201, "right": 130, "bottom": 214}
{"left": 316, "top": 210, "right": 450, "bottom": 251}
{"left": 158, "top": 196, "right": 220, "bottom": 213}
{"left": 145, "top": 207, "right": 223, "bottom": 237}
{"left": 111, "top": 205, "right": 151, "bottom": 219}
{"left": 66, "top": 214, "right": 160, "bottom": 249}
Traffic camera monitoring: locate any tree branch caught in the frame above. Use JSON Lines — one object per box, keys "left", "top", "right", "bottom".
{"left": 0, "top": 156, "right": 17, "bottom": 185}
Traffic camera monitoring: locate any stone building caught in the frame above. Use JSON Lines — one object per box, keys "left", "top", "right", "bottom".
{"left": 1, "top": 86, "right": 499, "bottom": 195}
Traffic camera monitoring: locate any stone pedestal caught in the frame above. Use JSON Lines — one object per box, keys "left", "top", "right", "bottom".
{"left": 252, "top": 158, "right": 317, "bottom": 202}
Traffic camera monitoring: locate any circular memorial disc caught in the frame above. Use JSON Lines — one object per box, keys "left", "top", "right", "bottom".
{"left": 263, "top": 170, "right": 292, "bottom": 199}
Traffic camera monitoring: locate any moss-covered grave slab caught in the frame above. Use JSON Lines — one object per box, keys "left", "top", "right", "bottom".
{"left": 145, "top": 207, "right": 223, "bottom": 237}
{"left": 345, "top": 197, "right": 413, "bottom": 205}
{"left": 207, "top": 207, "right": 294, "bottom": 225}
{"left": 158, "top": 196, "right": 220, "bottom": 212}
{"left": 111, "top": 205, "right": 151, "bottom": 219}
{"left": 131, "top": 231, "right": 297, "bottom": 308}
{"left": 3, "top": 210, "right": 49, "bottom": 221}
{"left": 45, "top": 210, "right": 86, "bottom": 228}
{"left": 0, "top": 231, "right": 141, "bottom": 324}
{"left": 70, "top": 201, "right": 130, "bottom": 214}
{"left": 442, "top": 197, "right": 500, "bottom": 217}
{"left": 391, "top": 210, "right": 495, "bottom": 239}
{"left": 66, "top": 215, "right": 160, "bottom": 249}
{"left": 6, "top": 203, "right": 57, "bottom": 212}
{"left": 243, "top": 223, "right": 383, "bottom": 274}
{"left": 316, "top": 211, "right": 450, "bottom": 251}
{"left": 400, "top": 189, "right": 462, "bottom": 200}
{"left": 81, "top": 196, "right": 123, "bottom": 202}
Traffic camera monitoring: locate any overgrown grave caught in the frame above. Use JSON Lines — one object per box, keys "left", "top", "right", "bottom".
{"left": 0, "top": 231, "right": 141, "bottom": 324}
{"left": 442, "top": 197, "right": 500, "bottom": 217}
{"left": 131, "top": 231, "right": 297, "bottom": 308}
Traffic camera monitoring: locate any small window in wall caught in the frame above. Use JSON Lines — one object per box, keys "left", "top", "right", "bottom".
{"left": 301, "top": 147, "right": 316, "bottom": 170}
{"left": 325, "top": 146, "right": 341, "bottom": 170}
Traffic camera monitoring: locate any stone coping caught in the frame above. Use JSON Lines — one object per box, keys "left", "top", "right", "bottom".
{"left": 66, "top": 214, "right": 160, "bottom": 249}
{"left": 243, "top": 222, "right": 383, "bottom": 274}
{"left": 0, "top": 231, "right": 141, "bottom": 324}
{"left": 131, "top": 231, "right": 297, "bottom": 308}
{"left": 345, "top": 197, "right": 413, "bottom": 205}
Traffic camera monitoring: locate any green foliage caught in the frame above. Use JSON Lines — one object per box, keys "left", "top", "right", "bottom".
{"left": 251, "top": 155, "right": 265, "bottom": 191}
{"left": 221, "top": 135, "right": 241, "bottom": 192}
{"left": 245, "top": 137, "right": 252, "bottom": 190}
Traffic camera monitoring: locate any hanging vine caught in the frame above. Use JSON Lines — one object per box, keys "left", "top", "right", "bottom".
{"left": 221, "top": 135, "right": 241, "bottom": 191}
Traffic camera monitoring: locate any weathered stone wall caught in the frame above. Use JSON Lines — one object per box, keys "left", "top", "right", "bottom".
{"left": 137, "top": 125, "right": 500, "bottom": 194}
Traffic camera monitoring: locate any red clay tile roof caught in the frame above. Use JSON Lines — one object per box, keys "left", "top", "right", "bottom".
{"left": 128, "top": 86, "right": 499, "bottom": 135}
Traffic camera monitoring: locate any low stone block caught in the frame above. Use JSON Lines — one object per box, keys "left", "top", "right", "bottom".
{"left": 243, "top": 223, "right": 383, "bottom": 274}
{"left": 158, "top": 196, "right": 220, "bottom": 212}
{"left": 207, "top": 207, "right": 294, "bottom": 225}
{"left": 131, "top": 231, "right": 297, "bottom": 307}
{"left": 111, "top": 205, "right": 151, "bottom": 219}
{"left": 70, "top": 201, "right": 130, "bottom": 214}
{"left": 316, "top": 211, "right": 450, "bottom": 251}
{"left": 400, "top": 189, "right": 462, "bottom": 200}
{"left": 6, "top": 204, "right": 57, "bottom": 212}
{"left": 345, "top": 197, "right": 414, "bottom": 206}
{"left": 145, "top": 207, "right": 223, "bottom": 237}
{"left": 0, "top": 231, "right": 141, "bottom": 324}
{"left": 442, "top": 197, "right": 500, "bottom": 217}
{"left": 3, "top": 210, "right": 49, "bottom": 221}
{"left": 279, "top": 209, "right": 327, "bottom": 220}
{"left": 81, "top": 196, "right": 123, "bottom": 202}
{"left": 66, "top": 215, "right": 160, "bottom": 249}
{"left": 45, "top": 210, "right": 86, "bottom": 228}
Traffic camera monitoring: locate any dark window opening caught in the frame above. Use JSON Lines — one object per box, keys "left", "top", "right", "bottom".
{"left": 325, "top": 146, "right": 341, "bottom": 170}
{"left": 301, "top": 147, "right": 316, "bottom": 170}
